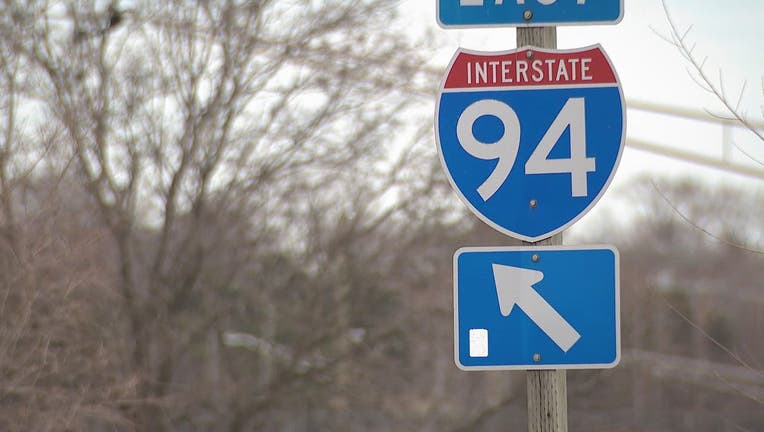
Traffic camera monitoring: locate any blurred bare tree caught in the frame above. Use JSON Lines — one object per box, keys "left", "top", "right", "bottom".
{"left": 0, "top": 0, "right": 449, "bottom": 430}
{"left": 569, "top": 178, "right": 764, "bottom": 432}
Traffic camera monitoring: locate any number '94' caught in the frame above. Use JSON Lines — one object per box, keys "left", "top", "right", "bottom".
{"left": 456, "top": 97, "right": 594, "bottom": 200}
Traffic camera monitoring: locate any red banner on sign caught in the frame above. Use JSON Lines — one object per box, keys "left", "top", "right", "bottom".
{"left": 444, "top": 46, "right": 617, "bottom": 90}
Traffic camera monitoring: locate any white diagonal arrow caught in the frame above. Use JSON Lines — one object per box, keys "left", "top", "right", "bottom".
{"left": 492, "top": 263, "right": 581, "bottom": 352}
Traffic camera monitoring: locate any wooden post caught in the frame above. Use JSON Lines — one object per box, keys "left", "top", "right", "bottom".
{"left": 524, "top": 235, "right": 567, "bottom": 432}
{"left": 526, "top": 367, "right": 568, "bottom": 432}
{"left": 517, "top": 26, "right": 557, "bottom": 50}
{"left": 517, "top": 26, "right": 567, "bottom": 432}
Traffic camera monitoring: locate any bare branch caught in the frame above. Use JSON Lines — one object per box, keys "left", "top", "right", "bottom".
{"left": 651, "top": 179, "right": 764, "bottom": 254}
{"left": 663, "top": 299, "right": 762, "bottom": 375}
{"left": 660, "top": 0, "right": 764, "bottom": 145}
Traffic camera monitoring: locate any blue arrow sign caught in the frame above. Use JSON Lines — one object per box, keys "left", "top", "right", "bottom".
{"left": 436, "top": 46, "right": 625, "bottom": 242}
{"left": 454, "top": 246, "right": 620, "bottom": 370}
{"left": 437, "top": 0, "right": 624, "bottom": 28}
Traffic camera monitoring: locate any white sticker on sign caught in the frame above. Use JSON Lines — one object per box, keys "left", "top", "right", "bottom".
{"left": 469, "top": 329, "right": 489, "bottom": 357}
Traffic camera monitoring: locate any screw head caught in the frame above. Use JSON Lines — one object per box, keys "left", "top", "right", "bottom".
{"left": 532, "top": 254, "right": 540, "bottom": 263}
{"left": 526, "top": 50, "right": 534, "bottom": 59}
{"left": 529, "top": 199, "right": 538, "bottom": 209}
{"left": 533, "top": 353, "right": 541, "bottom": 362}
{"left": 523, "top": 10, "right": 533, "bottom": 21}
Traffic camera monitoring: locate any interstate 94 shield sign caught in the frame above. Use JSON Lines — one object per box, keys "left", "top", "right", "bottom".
{"left": 435, "top": 45, "right": 625, "bottom": 242}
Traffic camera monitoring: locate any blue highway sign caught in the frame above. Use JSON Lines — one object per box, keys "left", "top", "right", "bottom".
{"left": 435, "top": 46, "right": 625, "bottom": 242}
{"left": 437, "top": 0, "right": 624, "bottom": 28}
{"left": 454, "top": 246, "right": 620, "bottom": 370}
